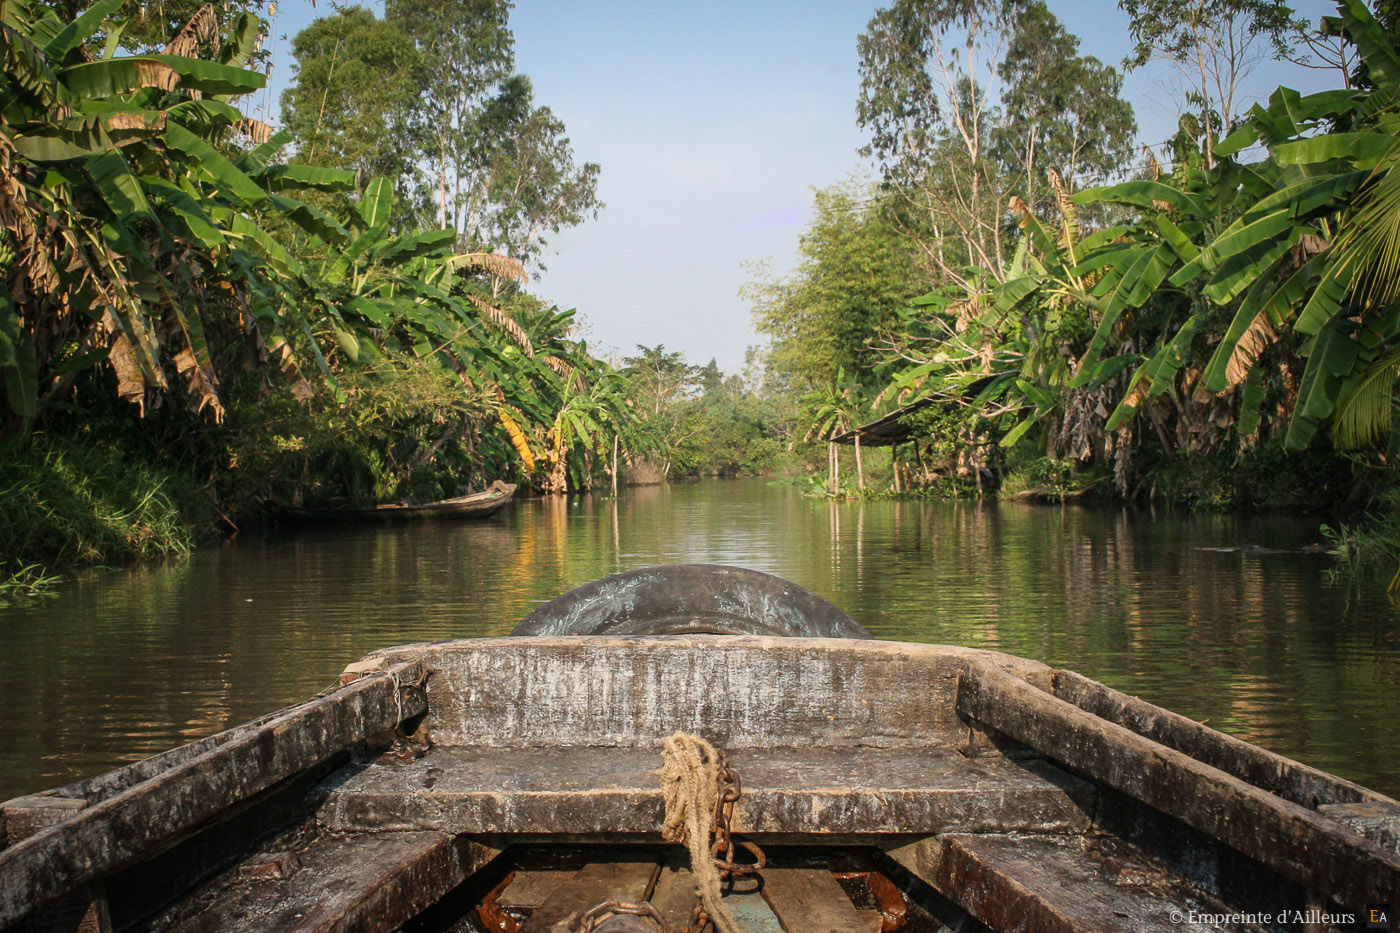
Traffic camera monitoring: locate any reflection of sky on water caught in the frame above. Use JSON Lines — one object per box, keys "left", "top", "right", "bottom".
{"left": 1, "top": 476, "right": 1397, "bottom": 799}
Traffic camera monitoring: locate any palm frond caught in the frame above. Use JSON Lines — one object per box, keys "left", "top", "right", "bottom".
{"left": 456, "top": 251, "right": 528, "bottom": 284}
{"left": 1332, "top": 147, "right": 1400, "bottom": 311}
{"left": 464, "top": 294, "right": 535, "bottom": 358}
{"left": 1331, "top": 346, "right": 1400, "bottom": 448}
{"left": 163, "top": 4, "right": 218, "bottom": 58}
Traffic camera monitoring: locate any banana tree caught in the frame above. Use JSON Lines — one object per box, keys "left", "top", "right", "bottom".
{"left": 0, "top": 0, "right": 363, "bottom": 427}
{"left": 799, "top": 369, "right": 869, "bottom": 492}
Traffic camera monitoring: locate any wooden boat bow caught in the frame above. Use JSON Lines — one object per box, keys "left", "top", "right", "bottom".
{"left": 3, "top": 571, "right": 1399, "bottom": 932}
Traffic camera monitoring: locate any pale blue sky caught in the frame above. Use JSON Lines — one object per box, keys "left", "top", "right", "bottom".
{"left": 250, "top": 1, "right": 1344, "bottom": 373}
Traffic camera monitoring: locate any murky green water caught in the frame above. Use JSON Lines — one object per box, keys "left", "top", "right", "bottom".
{"left": 2, "top": 477, "right": 1397, "bottom": 800}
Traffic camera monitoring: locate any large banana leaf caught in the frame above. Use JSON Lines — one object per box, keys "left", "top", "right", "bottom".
{"left": 1288, "top": 317, "right": 1364, "bottom": 448}
{"left": 41, "top": 0, "right": 123, "bottom": 63}
{"left": 1075, "top": 180, "right": 1203, "bottom": 215}
{"left": 254, "top": 162, "right": 355, "bottom": 193}
{"left": 163, "top": 120, "right": 267, "bottom": 206}
{"left": 86, "top": 148, "right": 153, "bottom": 221}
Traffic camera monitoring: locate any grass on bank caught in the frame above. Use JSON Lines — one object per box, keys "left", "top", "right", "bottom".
{"left": 0, "top": 435, "right": 211, "bottom": 599}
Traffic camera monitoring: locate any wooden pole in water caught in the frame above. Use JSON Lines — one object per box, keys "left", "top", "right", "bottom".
{"left": 612, "top": 434, "right": 619, "bottom": 498}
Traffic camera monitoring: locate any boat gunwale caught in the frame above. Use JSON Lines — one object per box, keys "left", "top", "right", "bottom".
{"left": 275, "top": 481, "right": 517, "bottom": 523}
{"left": 4, "top": 635, "right": 1399, "bottom": 926}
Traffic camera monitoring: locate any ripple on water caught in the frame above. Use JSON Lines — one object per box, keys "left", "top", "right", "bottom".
{"left": 1, "top": 478, "right": 1398, "bottom": 799}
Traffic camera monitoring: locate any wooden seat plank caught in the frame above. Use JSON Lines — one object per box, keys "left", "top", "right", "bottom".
{"left": 497, "top": 870, "right": 570, "bottom": 909}
{"left": 889, "top": 833, "right": 1264, "bottom": 933}
{"left": 649, "top": 863, "right": 701, "bottom": 930}
{"left": 169, "top": 831, "right": 486, "bottom": 933}
{"left": 518, "top": 860, "right": 660, "bottom": 932}
{"left": 760, "top": 867, "right": 870, "bottom": 933}
{"left": 319, "top": 745, "right": 1094, "bottom": 837}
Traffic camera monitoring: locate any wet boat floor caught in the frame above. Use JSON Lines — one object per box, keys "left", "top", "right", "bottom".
{"left": 417, "top": 845, "right": 895, "bottom": 932}
{"left": 127, "top": 739, "right": 1308, "bottom": 932}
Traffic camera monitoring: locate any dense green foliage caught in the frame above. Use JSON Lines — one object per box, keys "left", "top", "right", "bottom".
{"left": 0, "top": 0, "right": 703, "bottom": 588}
{"left": 0, "top": 0, "right": 787, "bottom": 588}
{"left": 618, "top": 347, "right": 784, "bottom": 482}
{"left": 749, "top": 0, "right": 1400, "bottom": 519}
{"left": 747, "top": 180, "right": 924, "bottom": 391}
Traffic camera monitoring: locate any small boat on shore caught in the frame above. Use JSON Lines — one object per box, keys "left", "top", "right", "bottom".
{"left": 274, "top": 480, "right": 516, "bottom": 524}
{"left": 2, "top": 565, "right": 1397, "bottom": 932}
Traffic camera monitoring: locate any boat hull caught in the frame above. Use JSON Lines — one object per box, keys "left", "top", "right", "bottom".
{"left": 3, "top": 580, "right": 1398, "bottom": 931}
{"left": 275, "top": 480, "right": 516, "bottom": 524}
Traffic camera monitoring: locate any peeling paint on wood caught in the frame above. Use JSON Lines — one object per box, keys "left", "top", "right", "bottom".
{"left": 887, "top": 833, "right": 1259, "bottom": 933}
{"left": 364, "top": 636, "right": 1050, "bottom": 750}
{"left": 167, "top": 832, "right": 494, "bottom": 933}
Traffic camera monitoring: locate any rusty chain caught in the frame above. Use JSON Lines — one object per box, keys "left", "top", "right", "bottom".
{"left": 577, "top": 899, "right": 666, "bottom": 932}
{"left": 709, "top": 750, "right": 765, "bottom": 882}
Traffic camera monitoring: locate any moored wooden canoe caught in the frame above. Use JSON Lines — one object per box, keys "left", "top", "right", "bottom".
{"left": 2, "top": 569, "right": 1397, "bottom": 932}
{"left": 275, "top": 480, "right": 516, "bottom": 524}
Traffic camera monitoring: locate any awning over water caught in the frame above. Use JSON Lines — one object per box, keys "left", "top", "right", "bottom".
{"left": 829, "top": 397, "right": 938, "bottom": 447}
{"left": 830, "top": 375, "right": 999, "bottom": 447}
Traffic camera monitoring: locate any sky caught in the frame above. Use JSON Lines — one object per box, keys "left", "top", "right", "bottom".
{"left": 248, "top": 0, "right": 1346, "bottom": 374}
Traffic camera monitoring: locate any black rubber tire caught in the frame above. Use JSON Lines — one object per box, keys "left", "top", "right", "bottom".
{"left": 511, "top": 564, "right": 871, "bottom": 638}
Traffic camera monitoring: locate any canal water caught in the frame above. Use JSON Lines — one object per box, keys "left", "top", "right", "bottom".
{"left": 2, "top": 477, "right": 1397, "bottom": 800}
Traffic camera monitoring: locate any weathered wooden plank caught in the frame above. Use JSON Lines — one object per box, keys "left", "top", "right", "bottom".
{"left": 4, "top": 796, "right": 110, "bottom": 933}
{"left": 760, "top": 868, "right": 869, "bottom": 933}
{"left": 319, "top": 744, "right": 1094, "bottom": 836}
{"left": 366, "top": 637, "right": 1051, "bottom": 750}
{"left": 0, "top": 661, "right": 425, "bottom": 930}
{"left": 517, "top": 861, "right": 659, "bottom": 932}
{"left": 169, "top": 832, "right": 492, "bottom": 933}
{"left": 2, "top": 795, "right": 87, "bottom": 849}
{"left": 886, "top": 833, "right": 1243, "bottom": 933}
{"left": 957, "top": 659, "right": 1400, "bottom": 911}
{"left": 1318, "top": 801, "right": 1400, "bottom": 857}
{"left": 497, "top": 870, "right": 569, "bottom": 908}
{"left": 649, "top": 863, "right": 701, "bottom": 931}
{"left": 1053, "top": 670, "right": 1384, "bottom": 810}
{"left": 105, "top": 757, "right": 341, "bottom": 929}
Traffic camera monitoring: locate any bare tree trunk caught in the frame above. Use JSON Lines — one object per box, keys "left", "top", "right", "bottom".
{"left": 854, "top": 436, "right": 865, "bottom": 491}
{"left": 437, "top": 132, "right": 449, "bottom": 228}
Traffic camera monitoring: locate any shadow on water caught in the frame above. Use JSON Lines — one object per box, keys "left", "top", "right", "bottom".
{"left": 1, "top": 476, "right": 1397, "bottom": 798}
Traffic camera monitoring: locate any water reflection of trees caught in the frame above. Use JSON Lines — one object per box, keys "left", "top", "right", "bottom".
{"left": 1, "top": 479, "right": 1396, "bottom": 799}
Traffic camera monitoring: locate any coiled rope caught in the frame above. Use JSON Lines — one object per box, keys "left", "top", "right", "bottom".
{"left": 660, "top": 732, "right": 741, "bottom": 933}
